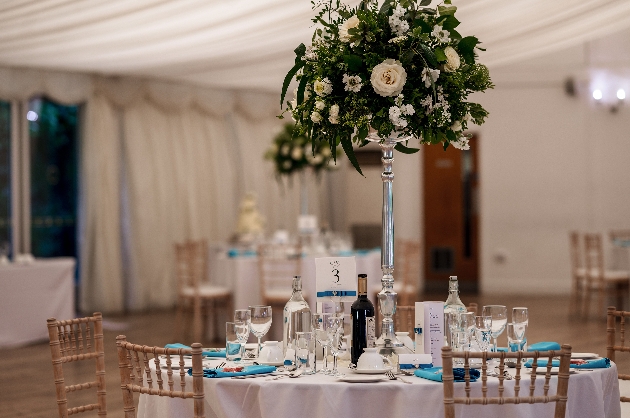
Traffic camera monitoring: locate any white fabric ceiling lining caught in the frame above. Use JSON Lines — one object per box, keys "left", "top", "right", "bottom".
{"left": 0, "top": 0, "right": 629, "bottom": 91}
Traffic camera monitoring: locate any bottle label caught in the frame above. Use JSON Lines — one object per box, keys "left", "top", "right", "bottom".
{"left": 365, "top": 317, "right": 376, "bottom": 348}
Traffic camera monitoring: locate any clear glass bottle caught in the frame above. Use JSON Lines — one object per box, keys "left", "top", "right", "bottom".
{"left": 444, "top": 275, "right": 466, "bottom": 347}
{"left": 282, "top": 276, "right": 311, "bottom": 357}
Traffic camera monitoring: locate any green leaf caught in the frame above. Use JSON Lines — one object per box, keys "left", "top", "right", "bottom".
{"left": 294, "top": 43, "right": 306, "bottom": 64}
{"left": 343, "top": 54, "right": 363, "bottom": 72}
{"left": 419, "top": 0, "right": 431, "bottom": 5}
{"left": 395, "top": 143, "right": 420, "bottom": 154}
{"left": 441, "top": 15, "right": 460, "bottom": 30}
{"left": 379, "top": 0, "right": 393, "bottom": 15}
{"left": 437, "top": 5, "right": 457, "bottom": 16}
{"left": 296, "top": 75, "right": 308, "bottom": 106}
{"left": 341, "top": 135, "right": 363, "bottom": 176}
{"left": 448, "top": 28, "right": 462, "bottom": 41}
{"left": 445, "top": 130, "right": 457, "bottom": 142}
{"left": 280, "top": 60, "right": 304, "bottom": 107}
{"left": 358, "top": 124, "right": 369, "bottom": 141}
{"left": 434, "top": 47, "right": 447, "bottom": 62}
{"left": 458, "top": 36, "right": 480, "bottom": 64}
{"left": 443, "top": 141, "right": 449, "bottom": 151}
{"left": 418, "top": 43, "right": 438, "bottom": 67}
{"left": 413, "top": 18, "right": 432, "bottom": 34}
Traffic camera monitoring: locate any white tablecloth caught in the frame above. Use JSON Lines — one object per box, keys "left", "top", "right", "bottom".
{"left": 210, "top": 251, "right": 383, "bottom": 310}
{"left": 137, "top": 362, "right": 621, "bottom": 418}
{"left": 0, "top": 258, "right": 75, "bottom": 347}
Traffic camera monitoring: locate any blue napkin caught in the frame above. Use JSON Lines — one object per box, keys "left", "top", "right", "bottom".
{"left": 414, "top": 367, "right": 480, "bottom": 382}
{"left": 164, "top": 343, "right": 226, "bottom": 358}
{"left": 192, "top": 365, "right": 276, "bottom": 378}
{"left": 524, "top": 358, "right": 610, "bottom": 369}
{"left": 496, "top": 342, "right": 560, "bottom": 353}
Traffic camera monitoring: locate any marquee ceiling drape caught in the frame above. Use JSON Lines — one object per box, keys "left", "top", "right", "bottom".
{"left": 0, "top": 0, "right": 629, "bottom": 92}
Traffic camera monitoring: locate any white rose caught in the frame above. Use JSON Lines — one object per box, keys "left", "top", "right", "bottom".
{"left": 291, "top": 147, "right": 303, "bottom": 160}
{"left": 444, "top": 46, "right": 461, "bottom": 72}
{"left": 328, "top": 115, "right": 339, "bottom": 124}
{"left": 451, "top": 121, "right": 462, "bottom": 131}
{"left": 315, "top": 100, "right": 325, "bottom": 110}
{"left": 313, "top": 78, "right": 332, "bottom": 97}
{"left": 330, "top": 104, "right": 339, "bottom": 117}
{"left": 370, "top": 59, "right": 407, "bottom": 97}
{"left": 311, "top": 111, "right": 322, "bottom": 123}
{"left": 339, "top": 16, "right": 360, "bottom": 43}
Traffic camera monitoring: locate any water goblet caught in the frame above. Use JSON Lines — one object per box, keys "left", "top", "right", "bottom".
{"left": 445, "top": 312, "right": 461, "bottom": 348}
{"left": 249, "top": 305, "right": 272, "bottom": 359}
{"left": 459, "top": 312, "right": 476, "bottom": 347}
{"left": 512, "top": 307, "right": 528, "bottom": 350}
{"left": 506, "top": 323, "right": 527, "bottom": 353}
{"left": 475, "top": 315, "right": 492, "bottom": 353}
{"left": 326, "top": 314, "right": 344, "bottom": 376}
{"left": 312, "top": 312, "right": 332, "bottom": 374}
{"left": 225, "top": 322, "right": 242, "bottom": 362}
{"left": 482, "top": 305, "right": 507, "bottom": 352}
{"left": 234, "top": 309, "right": 251, "bottom": 362}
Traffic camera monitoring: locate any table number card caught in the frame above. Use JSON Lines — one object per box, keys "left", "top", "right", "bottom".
{"left": 315, "top": 257, "right": 357, "bottom": 302}
{"left": 422, "top": 301, "right": 444, "bottom": 367}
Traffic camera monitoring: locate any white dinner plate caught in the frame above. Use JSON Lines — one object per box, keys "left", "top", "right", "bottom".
{"left": 571, "top": 353, "right": 600, "bottom": 359}
{"left": 353, "top": 367, "right": 393, "bottom": 374}
{"left": 527, "top": 367, "right": 577, "bottom": 375}
{"left": 245, "top": 343, "right": 259, "bottom": 350}
{"left": 258, "top": 361, "right": 284, "bottom": 367}
{"left": 337, "top": 374, "right": 387, "bottom": 383}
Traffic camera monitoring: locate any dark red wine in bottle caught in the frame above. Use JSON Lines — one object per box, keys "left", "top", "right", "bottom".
{"left": 351, "top": 274, "right": 375, "bottom": 365}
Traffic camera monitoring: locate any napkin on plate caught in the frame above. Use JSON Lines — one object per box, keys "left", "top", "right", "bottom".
{"left": 496, "top": 342, "right": 561, "bottom": 353}
{"left": 192, "top": 365, "right": 276, "bottom": 378}
{"left": 414, "top": 367, "right": 480, "bottom": 383}
{"left": 164, "top": 343, "right": 226, "bottom": 357}
{"left": 524, "top": 358, "right": 610, "bottom": 369}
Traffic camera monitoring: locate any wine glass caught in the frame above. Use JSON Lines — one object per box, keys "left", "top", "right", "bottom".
{"left": 234, "top": 309, "right": 251, "bottom": 362}
{"left": 326, "top": 314, "right": 344, "bottom": 376}
{"left": 312, "top": 312, "right": 332, "bottom": 374}
{"left": 249, "top": 305, "right": 272, "bottom": 359}
{"left": 474, "top": 315, "right": 492, "bottom": 353}
{"left": 482, "top": 305, "right": 507, "bottom": 352}
{"left": 512, "top": 307, "right": 529, "bottom": 351}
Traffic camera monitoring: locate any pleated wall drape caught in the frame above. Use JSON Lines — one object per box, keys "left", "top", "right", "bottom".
{"left": 0, "top": 67, "right": 335, "bottom": 312}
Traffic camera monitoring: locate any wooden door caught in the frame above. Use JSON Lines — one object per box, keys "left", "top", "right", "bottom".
{"left": 423, "top": 136, "right": 479, "bottom": 293}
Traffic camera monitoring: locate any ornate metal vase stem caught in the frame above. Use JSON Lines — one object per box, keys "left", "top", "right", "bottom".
{"left": 367, "top": 133, "right": 408, "bottom": 357}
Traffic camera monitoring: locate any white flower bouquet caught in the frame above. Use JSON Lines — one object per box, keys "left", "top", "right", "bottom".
{"left": 280, "top": 0, "right": 493, "bottom": 174}
{"left": 265, "top": 123, "right": 339, "bottom": 177}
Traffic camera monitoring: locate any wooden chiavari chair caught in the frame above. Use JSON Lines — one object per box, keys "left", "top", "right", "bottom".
{"left": 582, "top": 233, "right": 630, "bottom": 319}
{"left": 568, "top": 231, "right": 586, "bottom": 316}
{"left": 175, "top": 239, "right": 233, "bottom": 342}
{"left": 394, "top": 305, "right": 415, "bottom": 335}
{"left": 441, "top": 344, "right": 572, "bottom": 418}
{"left": 47, "top": 313, "right": 107, "bottom": 418}
{"left": 607, "top": 306, "right": 630, "bottom": 402}
{"left": 116, "top": 336, "right": 205, "bottom": 418}
{"left": 257, "top": 242, "right": 302, "bottom": 338}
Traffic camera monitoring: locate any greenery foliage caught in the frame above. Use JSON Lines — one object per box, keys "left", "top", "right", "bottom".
{"left": 280, "top": 0, "right": 493, "bottom": 174}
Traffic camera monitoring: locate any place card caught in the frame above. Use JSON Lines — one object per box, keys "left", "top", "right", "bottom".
{"left": 416, "top": 301, "right": 444, "bottom": 367}
{"left": 398, "top": 353, "right": 433, "bottom": 370}
{"left": 315, "top": 257, "right": 357, "bottom": 302}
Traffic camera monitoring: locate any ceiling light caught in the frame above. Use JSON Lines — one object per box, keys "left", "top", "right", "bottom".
{"left": 26, "top": 110, "right": 38, "bottom": 121}
{"left": 617, "top": 89, "right": 626, "bottom": 100}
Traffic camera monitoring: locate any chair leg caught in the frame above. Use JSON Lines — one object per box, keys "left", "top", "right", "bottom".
{"left": 582, "top": 282, "right": 591, "bottom": 319}
{"left": 193, "top": 297, "right": 202, "bottom": 343}
{"left": 175, "top": 297, "right": 185, "bottom": 341}
{"left": 597, "top": 283, "right": 606, "bottom": 320}
{"left": 569, "top": 278, "right": 580, "bottom": 316}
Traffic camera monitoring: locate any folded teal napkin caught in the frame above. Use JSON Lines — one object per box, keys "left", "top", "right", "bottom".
{"left": 524, "top": 358, "right": 610, "bottom": 369}
{"left": 164, "top": 343, "right": 226, "bottom": 358}
{"left": 192, "top": 365, "right": 276, "bottom": 378}
{"left": 527, "top": 342, "right": 561, "bottom": 351}
{"left": 414, "top": 367, "right": 480, "bottom": 382}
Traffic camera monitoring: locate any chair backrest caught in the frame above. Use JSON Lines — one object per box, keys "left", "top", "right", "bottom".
{"left": 569, "top": 231, "right": 582, "bottom": 275}
{"left": 176, "top": 240, "right": 208, "bottom": 292}
{"left": 466, "top": 303, "right": 478, "bottom": 315}
{"left": 607, "top": 306, "right": 630, "bottom": 401}
{"left": 116, "top": 336, "right": 205, "bottom": 418}
{"left": 609, "top": 230, "right": 630, "bottom": 271}
{"left": 396, "top": 239, "right": 421, "bottom": 305}
{"left": 47, "top": 313, "right": 107, "bottom": 418}
{"left": 584, "top": 233, "right": 604, "bottom": 278}
{"left": 441, "top": 345, "right": 572, "bottom": 418}
{"left": 257, "top": 243, "right": 301, "bottom": 300}
{"left": 394, "top": 305, "right": 415, "bottom": 335}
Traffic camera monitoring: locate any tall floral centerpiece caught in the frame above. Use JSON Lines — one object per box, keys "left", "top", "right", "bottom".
{"left": 280, "top": 0, "right": 493, "bottom": 358}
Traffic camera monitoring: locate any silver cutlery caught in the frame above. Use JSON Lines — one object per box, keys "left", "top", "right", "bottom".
{"left": 231, "top": 373, "right": 278, "bottom": 379}
{"left": 265, "top": 369, "right": 303, "bottom": 381}
{"left": 385, "top": 370, "right": 412, "bottom": 384}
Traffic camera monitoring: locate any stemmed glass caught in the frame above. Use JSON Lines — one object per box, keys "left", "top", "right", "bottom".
{"left": 475, "top": 315, "right": 492, "bottom": 352}
{"left": 512, "top": 307, "right": 528, "bottom": 351}
{"left": 249, "top": 306, "right": 272, "bottom": 359}
{"left": 312, "top": 312, "right": 332, "bottom": 374}
{"left": 482, "top": 305, "right": 507, "bottom": 352}
{"left": 234, "top": 309, "right": 251, "bottom": 362}
{"left": 326, "top": 314, "right": 344, "bottom": 377}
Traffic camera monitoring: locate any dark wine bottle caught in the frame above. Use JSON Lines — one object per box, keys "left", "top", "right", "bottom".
{"left": 351, "top": 274, "right": 375, "bottom": 365}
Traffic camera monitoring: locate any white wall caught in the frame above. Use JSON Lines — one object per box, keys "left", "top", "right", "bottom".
{"left": 342, "top": 31, "right": 630, "bottom": 295}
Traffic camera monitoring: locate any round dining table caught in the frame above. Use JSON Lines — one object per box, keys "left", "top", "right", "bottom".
{"left": 137, "top": 361, "right": 621, "bottom": 418}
